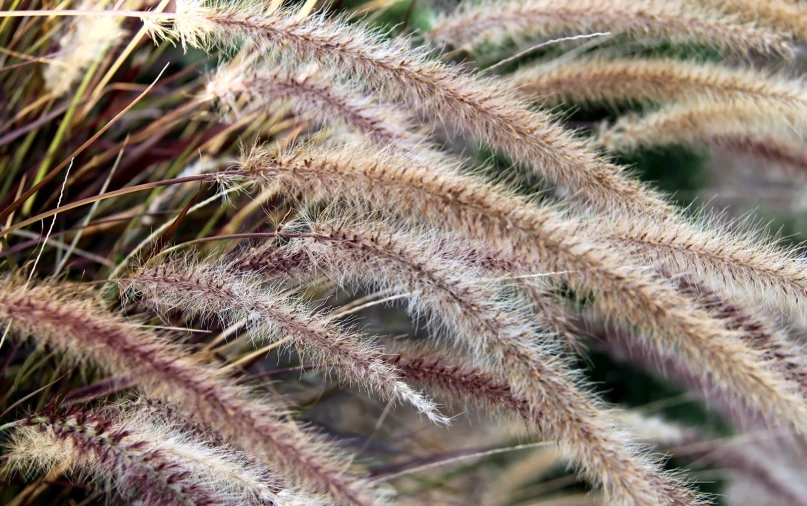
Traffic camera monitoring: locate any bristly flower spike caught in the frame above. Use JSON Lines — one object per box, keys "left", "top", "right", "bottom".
{"left": 0, "top": 279, "right": 385, "bottom": 506}
{"left": 243, "top": 216, "right": 705, "bottom": 506}
{"left": 128, "top": 256, "right": 449, "bottom": 425}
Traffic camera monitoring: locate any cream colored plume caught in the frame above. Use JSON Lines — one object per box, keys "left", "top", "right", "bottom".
{"left": 43, "top": 0, "right": 127, "bottom": 97}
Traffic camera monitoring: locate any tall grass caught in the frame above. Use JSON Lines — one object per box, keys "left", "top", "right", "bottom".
{"left": 2, "top": 0, "right": 807, "bottom": 505}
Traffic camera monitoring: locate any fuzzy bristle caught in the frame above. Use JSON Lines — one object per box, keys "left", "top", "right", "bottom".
{"left": 151, "top": 0, "right": 674, "bottom": 218}
{"left": 42, "top": 0, "right": 126, "bottom": 97}
{"left": 700, "top": 0, "right": 807, "bottom": 41}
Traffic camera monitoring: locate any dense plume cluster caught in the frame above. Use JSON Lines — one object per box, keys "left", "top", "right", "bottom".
{"left": 3, "top": 0, "right": 807, "bottom": 505}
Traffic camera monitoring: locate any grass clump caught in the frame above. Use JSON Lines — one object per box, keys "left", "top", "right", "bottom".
{"left": 3, "top": 1, "right": 807, "bottom": 505}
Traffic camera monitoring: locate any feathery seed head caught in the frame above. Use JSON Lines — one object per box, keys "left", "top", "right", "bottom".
{"left": 127, "top": 255, "right": 449, "bottom": 425}
{"left": 243, "top": 215, "right": 705, "bottom": 505}
{"left": 428, "top": 0, "right": 794, "bottom": 57}
{"left": 0, "top": 278, "right": 384, "bottom": 506}
{"left": 43, "top": 0, "right": 126, "bottom": 97}
{"left": 233, "top": 141, "right": 807, "bottom": 442}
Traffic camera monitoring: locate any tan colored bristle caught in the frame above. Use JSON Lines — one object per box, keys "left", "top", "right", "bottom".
{"left": 250, "top": 216, "right": 701, "bottom": 505}
{"left": 42, "top": 0, "right": 126, "bottom": 97}
{"left": 700, "top": 0, "right": 807, "bottom": 41}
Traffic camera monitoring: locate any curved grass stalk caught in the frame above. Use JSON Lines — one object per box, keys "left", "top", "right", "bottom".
{"left": 8, "top": 408, "right": 223, "bottom": 506}
{"left": 700, "top": 0, "right": 807, "bottom": 41}
{"left": 586, "top": 275, "right": 807, "bottom": 407}
{"left": 617, "top": 411, "right": 807, "bottom": 506}
{"left": 382, "top": 343, "right": 531, "bottom": 421}
{"left": 587, "top": 208, "right": 807, "bottom": 317}
{"left": 671, "top": 278, "right": 807, "bottom": 398}
{"left": 206, "top": 58, "right": 443, "bottom": 165}
{"left": 591, "top": 105, "right": 807, "bottom": 315}
{"left": 598, "top": 96, "right": 807, "bottom": 156}
{"left": 7, "top": 403, "right": 319, "bottom": 505}
{"left": 144, "top": 0, "right": 673, "bottom": 218}
{"left": 593, "top": 98, "right": 807, "bottom": 314}
{"left": 387, "top": 341, "right": 806, "bottom": 506}
{"left": 147, "top": 0, "right": 807, "bottom": 319}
